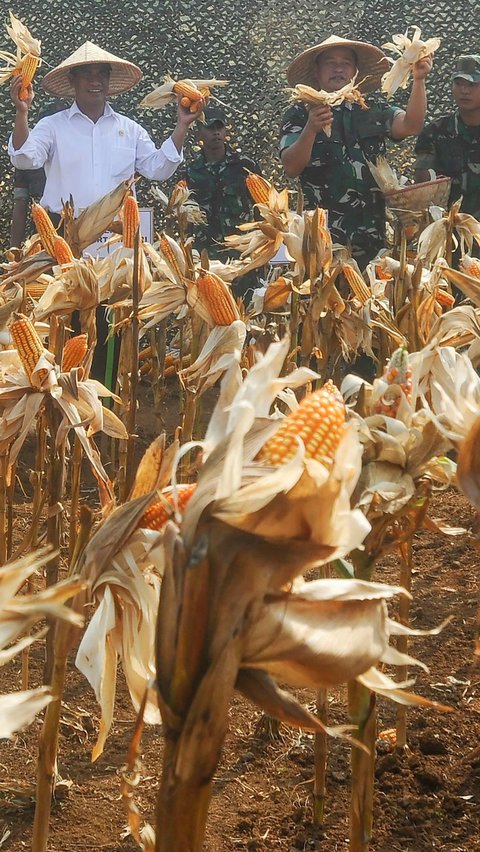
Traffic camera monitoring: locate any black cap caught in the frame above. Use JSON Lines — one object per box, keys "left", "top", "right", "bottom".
{"left": 200, "top": 106, "right": 227, "bottom": 127}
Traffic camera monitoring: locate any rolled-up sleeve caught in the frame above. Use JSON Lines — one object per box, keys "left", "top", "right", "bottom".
{"left": 8, "top": 119, "right": 53, "bottom": 170}
{"left": 134, "top": 126, "right": 183, "bottom": 181}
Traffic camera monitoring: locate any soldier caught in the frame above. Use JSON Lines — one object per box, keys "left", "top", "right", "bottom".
{"left": 185, "top": 106, "right": 260, "bottom": 260}
{"left": 280, "top": 36, "right": 433, "bottom": 269}
{"left": 414, "top": 54, "right": 480, "bottom": 219}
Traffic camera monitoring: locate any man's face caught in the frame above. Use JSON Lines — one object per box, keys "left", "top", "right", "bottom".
{"left": 453, "top": 78, "right": 480, "bottom": 115}
{"left": 314, "top": 47, "right": 357, "bottom": 92}
{"left": 198, "top": 121, "right": 227, "bottom": 149}
{"left": 70, "top": 63, "right": 111, "bottom": 106}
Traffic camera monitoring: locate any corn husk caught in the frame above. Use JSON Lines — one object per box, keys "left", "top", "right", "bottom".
{"left": 381, "top": 27, "right": 441, "bottom": 97}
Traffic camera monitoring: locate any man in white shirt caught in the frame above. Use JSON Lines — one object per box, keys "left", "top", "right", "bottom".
{"left": 9, "top": 41, "right": 199, "bottom": 216}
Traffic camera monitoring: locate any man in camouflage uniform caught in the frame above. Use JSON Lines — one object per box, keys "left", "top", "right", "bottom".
{"left": 414, "top": 54, "right": 480, "bottom": 220}
{"left": 280, "top": 36, "right": 433, "bottom": 269}
{"left": 185, "top": 106, "right": 260, "bottom": 260}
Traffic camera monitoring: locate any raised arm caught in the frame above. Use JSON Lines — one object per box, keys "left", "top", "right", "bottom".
{"left": 10, "top": 75, "right": 34, "bottom": 149}
{"left": 390, "top": 56, "right": 433, "bottom": 140}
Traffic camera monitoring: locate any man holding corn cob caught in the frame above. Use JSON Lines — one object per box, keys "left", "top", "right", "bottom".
{"left": 280, "top": 36, "right": 433, "bottom": 268}
{"left": 414, "top": 54, "right": 480, "bottom": 220}
{"left": 8, "top": 42, "right": 200, "bottom": 217}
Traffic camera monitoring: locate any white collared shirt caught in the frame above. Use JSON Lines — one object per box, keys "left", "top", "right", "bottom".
{"left": 8, "top": 101, "right": 183, "bottom": 213}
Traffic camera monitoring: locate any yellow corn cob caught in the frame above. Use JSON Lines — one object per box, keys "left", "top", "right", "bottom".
{"left": 26, "top": 281, "right": 47, "bottom": 299}
{"left": 460, "top": 256, "right": 480, "bottom": 279}
{"left": 173, "top": 80, "right": 202, "bottom": 101}
{"left": 137, "top": 484, "right": 197, "bottom": 530}
{"left": 257, "top": 387, "right": 346, "bottom": 468}
{"left": 246, "top": 173, "right": 272, "bottom": 205}
{"left": 129, "top": 435, "right": 165, "bottom": 499}
{"left": 31, "top": 203, "right": 57, "bottom": 257}
{"left": 61, "top": 334, "right": 88, "bottom": 372}
{"left": 19, "top": 53, "right": 40, "bottom": 99}
{"left": 53, "top": 235, "right": 74, "bottom": 265}
{"left": 375, "top": 346, "right": 412, "bottom": 418}
{"left": 434, "top": 288, "right": 455, "bottom": 308}
{"left": 342, "top": 263, "right": 372, "bottom": 305}
{"left": 123, "top": 195, "right": 140, "bottom": 249}
{"left": 263, "top": 276, "right": 291, "bottom": 311}
{"left": 158, "top": 233, "right": 185, "bottom": 282}
{"left": 199, "top": 86, "right": 210, "bottom": 104}
{"left": 196, "top": 270, "right": 239, "bottom": 325}
{"left": 10, "top": 313, "right": 48, "bottom": 386}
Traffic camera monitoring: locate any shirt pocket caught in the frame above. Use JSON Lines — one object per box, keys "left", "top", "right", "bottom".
{"left": 110, "top": 146, "right": 136, "bottom": 179}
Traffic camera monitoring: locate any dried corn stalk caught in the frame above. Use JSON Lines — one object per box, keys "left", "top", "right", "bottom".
{"left": 381, "top": 27, "right": 441, "bottom": 97}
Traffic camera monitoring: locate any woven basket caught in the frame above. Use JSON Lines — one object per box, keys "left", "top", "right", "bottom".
{"left": 384, "top": 177, "right": 451, "bottom": 212}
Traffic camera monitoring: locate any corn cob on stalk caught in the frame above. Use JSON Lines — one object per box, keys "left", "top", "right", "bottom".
{"left": 123, "top": 195, "right": 140, "bottom": 249}
{"left": 137, "top": 484, "right": 197, "bottom": 530}
{"left": 375, "top": 346, "right": 412, "bottom": 418}
{"left": 460, "top": 255, "right": 480, "bottom": 279}
{"left": 196, "top": 270, "right": 239, "bottom": 325}
{"left": 52, "top": 235, "right": 74, "bottom": 265}
{"left": 129, "top": 435, "right": 165, "bottom": 500}
{"left": 158, "top": 232, "right": 186, "bottom": 282}
{"left": 434, "top": 288, "right": 455, "bottom": 308}
{"left": 10, "top": 312, "right": 49, "bottom": 386}
{"left": 263, "top": 277, "right": 292, "bottom": 311}
{"left": 61, "top": 334, "right": 88, "bottom": 372}
{"left": 246, "top": 173, "right": 273, "bottom": 205}
{"left": 31, "top": 203, "right": 57, "bottom": 257}
{"left": 26, "top": 280, "right": 48, "bottom": 300}
{"left": 342, "top": 262, "right": 372, "bottom": 304}
{"left": 257, "top": 385, "right": 346, "bottom": 468}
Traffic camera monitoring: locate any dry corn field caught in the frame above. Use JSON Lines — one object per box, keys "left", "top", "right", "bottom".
{"left": 0, "top": 161, "right": 480, "bottom": 852}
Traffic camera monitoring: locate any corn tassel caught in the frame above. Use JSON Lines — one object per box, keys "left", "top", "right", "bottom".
{"left": 246, "top": 173, "right": 272, "bottom": 205}
{"left": 257, "top": 386, "right": 346, "bottom": 468}
{"left": 10, "top": 313, "right": 48, "bottom": 386}
{"left": 342, "top": 263, "right": 372, "bottom": 305}
{"left": 123, "top": 195, "right": 140, "bottom": 249}
{"left": 31, "top": 203, "right": 57, "bottom": 257}
{"left": 137, "top": 484, "right": 197, "bottom": 530}
{"left": 196, "top": 270, "right": 239, "bottom": 325}
{"left": 19, "top": 53, "right": 40, "bottom": 99}
{"left": 61, "top": 334, "right": 88, "bottom": 372}
{"left": 53, "top": 235, "right": 74, "bottom": 265}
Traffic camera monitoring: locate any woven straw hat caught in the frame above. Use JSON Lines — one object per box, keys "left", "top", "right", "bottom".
{"left": 287, "top": 35, "right": 389, "bottom": 94}
{"left": 42, "top": 41, "right": 142, "bottom": 98}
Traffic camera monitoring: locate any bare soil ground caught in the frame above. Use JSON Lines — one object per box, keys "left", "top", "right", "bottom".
{"left": 0, "top": 381, "right": 479, "bottom": 851}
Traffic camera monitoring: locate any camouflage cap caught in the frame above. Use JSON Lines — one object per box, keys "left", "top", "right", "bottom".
{"left": 199, "top": 106, "right": 227, "bottom": 126}
{"left": 453, "top": 55, "right": 480, "bottom": 83}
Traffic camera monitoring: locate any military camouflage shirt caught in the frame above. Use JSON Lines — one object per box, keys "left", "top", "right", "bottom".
{"left": 414, "top": 112, "right": 480, "bottom": 218}
{"left": 280, "top": 99, "right": 401, "bottom": 268}
{"left": 185, "top": 145, "right": 259, "bottom": 259}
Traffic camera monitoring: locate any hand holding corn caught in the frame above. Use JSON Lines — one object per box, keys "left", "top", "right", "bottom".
{"left": 306, "top": 102, "right": 334, "bottom": 136}
{"left": 10, "top": 73, "right": 33, "bottom": 111}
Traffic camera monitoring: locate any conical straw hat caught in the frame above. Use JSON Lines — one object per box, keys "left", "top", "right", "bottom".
{"left": 42, "top": 41, "right": 142, "bottom": 98}
{"left": 287, "top": 35, "right": 389, "bottom": 94}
